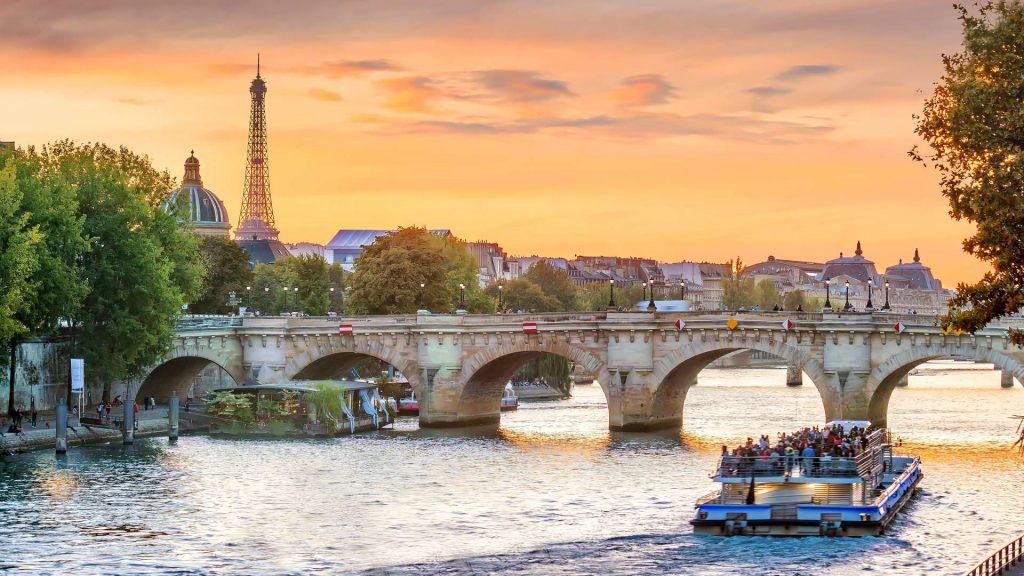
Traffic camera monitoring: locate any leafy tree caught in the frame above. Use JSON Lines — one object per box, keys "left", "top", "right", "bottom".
{"left": 0, "top": 158, "right": 42, "bottom": 414}
{"left": 911, "top": 2, "right": 1024, "bottom": 341}
{"left": 191, "top": 237, "right": 253, "bottom": 314}
{"left": 347, "top": 227, "right": 451, "bottom": 314}
{"left": 754, "top": 278, "right": 782, "bottom": 311}
{"left": 525, "top": 260, "right": 577, "bottom": 311}
{"left": 277, "top": 254, "right": 331, "bottom": 316}
{"left": 486, "top": 279, "right": 560, "bottom": 312}
{"left": 428, "top": 234, "right": 491, "bottom": 313}
{"left": 327, "top": 262, "right": 346, "bottom": 314}
{"left": 514, "top": 354, "right": 571, "bottom": 395}
{"left": 37, "top": 142, "right": 203, "bottom": 400}
{"left": 723, "top": 259, "right": 756, "bottom": 310}
{"left": 575, "top": 282, "right": 645, "bottom": 311}
{"left": 783, "top": 289, "right": 823, "bottom": 312}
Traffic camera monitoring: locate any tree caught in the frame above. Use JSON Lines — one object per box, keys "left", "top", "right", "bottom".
{"left": 191, "top": 237, "right": 253, "bottom": 314}
{"left": 525, "top": 260, "right": 577, "bottom": 311}
{"left": 912, "top": 1, "right": 1024, "bottom": 342}
{"left": 486, "top": 279, "right": 560, "bottom": 312}
{"left": 0, "top": 157, "right": 42, "bottom": 414}
{"left": 428, "top": 234, "right": 492, "bottom": 314}
{"left": 347, "top": 227, "right": 451, "bottom": 314}
{"left": 37, "top": 142, "right": 203, "bottom": 400}
{"left": 754, "top": 278, "right": 782, "bottom": 311}
{"left": 783, "top": 289, "right": 823, "bottom": 312}
{"left": 277, "top": 254, "right": 331, "bottom": 316}
{"left": 575, "top": 282, "right": 645, "bottom": 311}
{"left": 723, "top": 259, "right": 756, "bottom": 310}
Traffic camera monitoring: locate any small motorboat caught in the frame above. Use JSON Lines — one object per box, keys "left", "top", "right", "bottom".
{"left": 397, "top": 391, "right": 419, "bottom": 416}
{"left": 500, "top": 382, "right": 519, "bottom": 411}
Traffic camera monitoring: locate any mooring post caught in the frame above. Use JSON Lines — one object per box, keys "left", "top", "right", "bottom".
{"left": 786, "top": 363, "right": 803, "bottom": 387}
{"left": 169, "top": 391, "right": 179, "bottom": 443}
{"left": 1001, "top": 369, "right": 1015, "bottom": 388}
{"left": 122, "top": 399, "right": 134, "bottom": 445}
{"left": 55, "top": 403, "right": 68, "bottom": 456}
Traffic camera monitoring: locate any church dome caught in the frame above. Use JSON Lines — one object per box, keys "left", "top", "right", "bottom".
{"left": 165, "top": 152, "right": 231, "bottom": 237}
{"left": 816, "top": 241, "right": 881, "bottom": 284}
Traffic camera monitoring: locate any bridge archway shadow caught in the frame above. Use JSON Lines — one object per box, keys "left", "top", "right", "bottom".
{"left": 133, "top": 356, "right": 240, "bottom": 405}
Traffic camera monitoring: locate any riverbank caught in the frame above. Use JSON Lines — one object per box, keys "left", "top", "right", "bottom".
{"left": 0, "top": 413, "right": 208, "bottom": 455}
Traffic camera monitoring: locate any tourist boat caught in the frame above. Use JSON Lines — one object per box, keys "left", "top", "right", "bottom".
{"left": 397, "top": 391, "right": 419, "bottom": 416}
{"left": 692, "top": 421, "right": 922, "bottom": 537}
{"left": 501, "top": 382, "right": 519, "bottom": 411}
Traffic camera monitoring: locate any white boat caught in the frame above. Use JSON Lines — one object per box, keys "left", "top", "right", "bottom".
{"left": 500, "top": 382, "right": 519, "bottom": 411}
{"left": 397, "top": 391, "right": 419, "bottom": 416}
{"left": 692, "top": 421, "right": 922, "bottom": 537}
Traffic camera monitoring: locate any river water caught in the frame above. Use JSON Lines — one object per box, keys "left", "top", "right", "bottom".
{"left": 1, "top": 362, "right": 1022, "bottom": 575}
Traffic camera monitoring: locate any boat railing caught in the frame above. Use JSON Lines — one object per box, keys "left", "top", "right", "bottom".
{"left": 714, "top": 456, "right": 862, "bottom": 479}
{"left": 695, "top": 491, "right": 722, "bottom": 506}
{"left": 966, "top": 533, "right": 1024, "bottom": 576}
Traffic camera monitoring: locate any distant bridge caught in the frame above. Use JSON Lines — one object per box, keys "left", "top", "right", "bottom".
{"left": 126, "top": 311, "right": 1024, "bottom": 431}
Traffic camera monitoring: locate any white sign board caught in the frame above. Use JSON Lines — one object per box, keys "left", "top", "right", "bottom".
{"left": 70, "top": 358, "right": 85, "bottom": 393}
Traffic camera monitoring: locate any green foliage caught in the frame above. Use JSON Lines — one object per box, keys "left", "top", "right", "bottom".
{"left": 347, "top": 227, "right": 453, "bottom": 314}
{"left": 205, "top": 390, "right": 254, "bottom": 429}
{"left": 191, "top": 237, "right": 253, "bottom": 314}
{"left": 754, "top": 278, "right": 782, "bottom": 311}
{"left": 307, "top": 382, "right": 344, "bottom": 424}
{"left": 723, "top": 259, "right": 756, "bottom": 310}
{"left": 912, "top": 2, "right": 1024, "bottom": 341}
{"left": 575, "top": 282, "right": 646, "bottom": 311}
{"left": 485, "top": 279, "right": 560, "bottom": 312}
{"left": 783, "top": 289, "right": 823, "bottom": 312}
{"left": 514, "top": 354, "right": 571, "bottom": 395}
{"left": 278, "top": 254, "right": 332, "bottom": 316}
{"left": 0, "top": 158, "right": 42, "bottom": 346}
{"left": 524, "top": 261, "right": 577, "bottom": 310}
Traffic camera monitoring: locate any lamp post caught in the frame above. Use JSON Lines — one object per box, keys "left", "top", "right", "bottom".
{"left": 824, "top": 278, "right": 832, "bottom": 310}
{"left": 607, "top": 278, "right": 616, "bottom": 310}
{"left": 647, "top": 282, "right": 656, "bottom": 312}
{"left": 882, "top": 280, "right": 891, "bottom": 311}
{"left": 457, "top": 283, "right": 466, "bottom": 312}
{"left": 419, "top": 282, "right": 425, "bottom": 311}
{"left": 293, "top": 286, "right": 299, "bottom": 314}
{"left": 866, "top": 278, "right": 874, "bottom": 310}
{"left": 498, "top": 284, "right": 503, "bottom": 312}
{"left": 679, "top": 280, "right": 685, "bottom": 301}
{"left": 282, "top": 286, "right": 289, "bottom": 315}
{"left": 329, "top": 287, "right": 335, "bottom": 314}
{"left": 642, "top": 281, "right": 648, "bottom": 301}
{"left": 246, "top": 285, "right": 251, "bottom": 311}
{"left": 263, "top": 286, "right": 269, "bottom": 314}
{"left": 844, "top": 280, "right": 852, "bottom": 312}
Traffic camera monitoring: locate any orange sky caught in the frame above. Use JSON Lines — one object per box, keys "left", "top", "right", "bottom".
{"left": 0, "top": 1, "right": 989, "bottom": 285}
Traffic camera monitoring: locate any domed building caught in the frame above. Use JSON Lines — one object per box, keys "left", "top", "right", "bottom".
{"left": 884, "top": 249, "right": 942, "bottom": 290}
{"left": 165, "top": 152, "right": 231, "bottom": 238}
{"left": 815, "top": 241, "right": 881, "bottom": 284}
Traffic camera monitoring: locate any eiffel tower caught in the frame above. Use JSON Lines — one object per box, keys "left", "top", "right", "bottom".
{"left": 236, "top": 54, "right": 280, "bottom": 242}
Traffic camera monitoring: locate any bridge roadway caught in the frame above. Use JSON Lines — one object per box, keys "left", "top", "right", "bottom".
{"left": 130, "top": 311, "right": 1024, "bottom": 432}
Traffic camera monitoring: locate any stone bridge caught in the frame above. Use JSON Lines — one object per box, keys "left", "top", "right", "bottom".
{"left": 128, "top": 311, "right": 1024, "bottom": 431}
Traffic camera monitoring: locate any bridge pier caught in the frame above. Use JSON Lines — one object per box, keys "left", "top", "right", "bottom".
{"left": 786, "top": 363, "right": 803, "bottom": 387}
{"left": 1001, "top": 369, "right": 1015, "bottom": 388}
{"left": 122, "top": 400, "right": 134, "bottom": 445}
{"left": 169, "top": 392, "right": 179, "bottom": 442}
{"left": 895, "top": 374, "right": 909, "bottom": 387}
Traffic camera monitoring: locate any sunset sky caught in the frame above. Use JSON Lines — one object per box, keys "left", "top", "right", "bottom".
{"left": 0, "top": 1, "right": 988, "bottom": 285}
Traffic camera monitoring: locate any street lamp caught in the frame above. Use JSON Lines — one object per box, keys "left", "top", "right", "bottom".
{"left": 293, "top": 287, "right": 299, "bottom": 314}
{"left": 498, "top": 284, "right": 504, "bottom": 312}
{"left": 607, "top": 278, "right": 616, "bottom": 310}
{"left": 824, "top": 278, "right": 832, "bottom": 310}
{"left": 458, "top": 283, "right": 466, "bottom": 312}
{"left": 844, "top": 280, "right": 852, "bottom": 312}
{"left": 679, "top": 280, "right": 686, "bottom": 301}
{"left": 647, "top": 282, "right": 656, "bottom": 312}
{"left": 882, "top": 280, "right": 891, "bottom": 311}
{"left": 419, "top": 282, "right": 426, "bottom": 311}
{"left": 866, "top": 278, "right": 874, "bottom": 310}
{"left": 246, "top": 286, "right": 251, "bottom": 311}
{"left": 282, "top": 286, "right": 289, "bottom": 315}
{"left": 642, "top": 281, "right": 648, "bottom": 301}
{"left": 329, "top": 287, "right": 335, "bottom": 314}
{"left": 263, "top": 286, "right": 269, "bottom": 314}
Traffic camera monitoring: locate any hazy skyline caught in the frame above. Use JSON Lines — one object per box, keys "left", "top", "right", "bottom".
{"left": 0, "top": 1, "right": 984, "bottom": 283}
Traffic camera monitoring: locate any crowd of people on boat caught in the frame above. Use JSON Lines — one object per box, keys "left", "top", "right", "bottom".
{"left": 719, "top": 423, "right": 878, "bottom": 478}
{"left": 510, "top": 377, "right": 552, "bottom": 389}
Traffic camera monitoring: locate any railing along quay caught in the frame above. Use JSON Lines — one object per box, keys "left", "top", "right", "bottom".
{"left": 967, "top": 534, "right": 1024, "bottom": 576}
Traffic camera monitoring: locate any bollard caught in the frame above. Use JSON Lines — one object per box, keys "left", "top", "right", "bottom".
{"left": 1001, "top": 369, "right": 1015, "bottom": 388}
{"left": 55, "top": 403, "right": 68, "bottom": 456}
{"left": 122, "top": 399, "right": 134, "bottom": 445}
{"left": 786, "top": 363, "right": 803, "bottom": 387}
{"left": 169, "top": 392, "right": 179, "bottom": 443}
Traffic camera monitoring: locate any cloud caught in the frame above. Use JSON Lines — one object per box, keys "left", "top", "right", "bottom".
{"left": 292, "top": 59, "right": 402, "bottom": 78}
{"left": 381, "top": 111, "right": 832, "bottom": 144}
{"left": 745, "top": 86, "right": 792, "bottom": 97}
{"left": 774, "top": 64, "right": 841, "bottom": 82}
{"left": 308, "top": 87, "right": 342, "bottom": 101}
{"left": 378, "top": 76, "right": 447, "bottom": 113}
{"left": 116, "top": 97, "right": 152, "bottom": 106}
{"left": 610, "top": 74, "right": 676, "bottom": 107}
{"left": 472, "top": 70, "right": 572, "bottom": 102}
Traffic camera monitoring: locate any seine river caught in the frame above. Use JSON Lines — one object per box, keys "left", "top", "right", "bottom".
{"left": 1, "top": 362, "right": 1022, "bottom": 575}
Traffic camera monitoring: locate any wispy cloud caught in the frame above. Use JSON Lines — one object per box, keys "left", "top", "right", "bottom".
{"left": 472, "top": 70, "right": 572, "bottom": 102}
{"left": 610, "top": 74, "right": 676, "bottom": 107}
{"left": 378, "top": 76, "right": 446, "bottom": 113}
{"left": 774, "top": 64, "right": 841, "bottom": 82}
{"left": 116, "top": 97, "right": 153, "bottom": 106}
{"left": 308, "top": 87, "right": 342, "bottom": 101}
{"left": 745, "top": 86, "right": 792, "bottom": 97}
{"left": 292, "top": 59, "right": 402, "bottom": 78}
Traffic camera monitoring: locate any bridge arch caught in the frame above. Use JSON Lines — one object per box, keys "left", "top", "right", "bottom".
{"left": 452, "top": 340, "right": 610, "bottom": 425}
{"left": 650, "top": 338, "right": 829, "bottom": 428}
{"left": 131, "top": 353, "right": 243, "bottom": 405}
{"left": 284, "top": 340, "right": 420, "bottom": 389}
{"left": 867, "top": 345, "right": 1024, "bottom": 426}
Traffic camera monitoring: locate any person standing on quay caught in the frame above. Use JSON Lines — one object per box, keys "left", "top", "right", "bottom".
{"left": 133, "top": 400, "right": 139, "bottom": 430}
{"left": 30, "top": 404, "right": 37, "bottom": 428}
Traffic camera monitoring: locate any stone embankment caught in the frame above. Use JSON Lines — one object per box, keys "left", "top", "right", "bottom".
{"left": 0, "top": 414, "right": 208, "bottom": 455}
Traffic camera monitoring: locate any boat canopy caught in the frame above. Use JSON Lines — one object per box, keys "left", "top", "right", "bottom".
{"left": 826, "top": 420, "right": 871, "bottom": 433}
